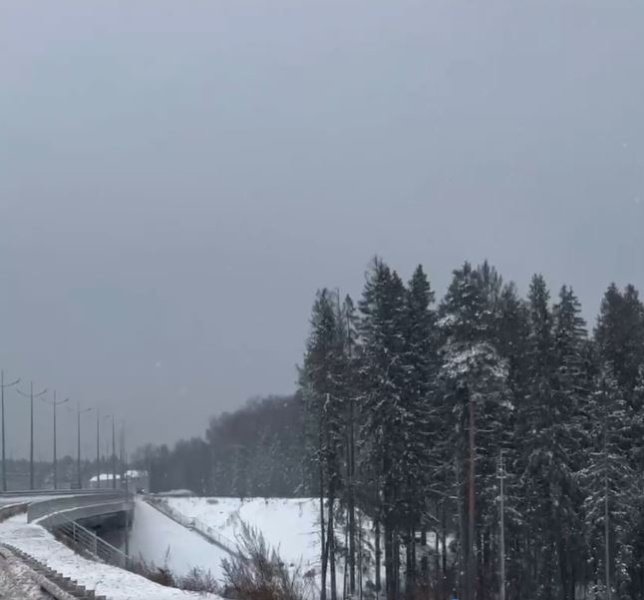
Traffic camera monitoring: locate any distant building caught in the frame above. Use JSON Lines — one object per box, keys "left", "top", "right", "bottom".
{"left": 88, "top": 470, "right": 149, "bottom": 492}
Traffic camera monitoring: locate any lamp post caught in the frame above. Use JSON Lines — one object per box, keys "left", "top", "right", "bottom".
{"left": 119, "top": 420, "right": 126, "bottom": 490}
{"left": 100, "top": 414, "right": 115, "bottom": 489}
{"left": 17, "top": 382, "right": 48, "bottom": 490}
{"left": 41, "top": 392, "right": 69, "bottom": 490}
{"left": 77, "top": 403, "right": 93, "bottom": 489}
{"left": 1, "top": 371, "right": 20, "bottom": 492}
{"left": 96, "top": 408, "right": 101, "bottom": 487}
{"left": 111, "top": 415, "right": 116, "bottom": 489}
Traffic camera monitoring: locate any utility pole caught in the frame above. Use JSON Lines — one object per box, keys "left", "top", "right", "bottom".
{"left": 119, "top": 420, "right": 126, "bottom": 490}
{"left": 77, "top": 403, "right": 93, "bottom": 489}
{"left": 498, "top": 451, "right": 506, "bottom": 600}
{"left": 96, "top": 408, "right": 101, "bottom": 488}
{"left": 111, "top": 415, "right": 116, "bottom": 489}
{"left": 42, "top": 392, "right": 69, "bottom": 490}
{"left": 1, "top": 371, "right": 20, "bottom": 492}
{"left": 17, "top": 382, "right": 47, "bottom": 490}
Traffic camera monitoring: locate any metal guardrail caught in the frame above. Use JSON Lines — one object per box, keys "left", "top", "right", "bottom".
{"left": 145, "top": 496, "right": 240, "bottom": 557}
{"left": 54, "top": 514, "right": 130, "bottom": 569}
{"left": 0, "top": 489, "right": 135, "bottom": 581}
{"left": 0, "top": 488, "right": 111, "bottom": 498}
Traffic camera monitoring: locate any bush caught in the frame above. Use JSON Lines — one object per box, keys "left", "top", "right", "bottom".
{"left": 179, "top": 567, "right": 220, "bottom": 594}
{"left": 130, "top": 558, "right": 176, "bottom": 588}
{"left": 221, "top": 521, "right": 307, "bottom": 600}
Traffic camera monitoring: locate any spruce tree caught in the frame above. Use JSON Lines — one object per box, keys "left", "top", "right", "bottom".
{"left": 582, "top": 370, "right": 636, "bottom": 600}
{"left": 358, "top": 258, "right": 408, "bottom": 600}
{"left": 552, "top": 285, "right": 590, "bottom": 598}
{"left": 438, "top": 263, "right": 509, "bottom": 600}
{"left": 595, "top": 284, "right": 644, "bottom": 402}
{"left": 399, "top": 265, "right": 437, "bottom": 597}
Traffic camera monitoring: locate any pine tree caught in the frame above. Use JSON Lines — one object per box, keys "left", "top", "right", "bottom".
{"left": 399, "top": 265, "right": 437, "bottom": 598}
{"left": 551, "top": 285, "right": 590, "bottom": 598}
{"left": 582, "top": 370, "right": 636, "bottom": 600}
{"left": 358, "top": 258, "right": 408, "bottom": 600}
{"left": 438, "top": 263, "right": 509, "bottom": 600}
{"left": 519, "top": 274, "right": 559, "bottom": 600}
{"left": 300, "top": 288, "right": 348, "bottom": 600}
{"left": 595, "top": 284, "right": 644, "bottom": 402}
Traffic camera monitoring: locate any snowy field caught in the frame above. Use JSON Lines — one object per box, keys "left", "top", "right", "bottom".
{"left": 165, "top": 497, "right": 321, "bottom": 570}
{"left": 129, "top": 498, "right": 231, "bottom": 578}
{"left": 0, "top": 512, "right": 221, "bottom": 600}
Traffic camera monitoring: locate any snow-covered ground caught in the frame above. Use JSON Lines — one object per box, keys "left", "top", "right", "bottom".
{"left": 165, "top": 497, "right": 321, "bottom": 570}
{"left": 129, "top": 498, "right": 231, "bottom": 578}
{"left": 0, "top": 512, "right": 221, "bottom": 600}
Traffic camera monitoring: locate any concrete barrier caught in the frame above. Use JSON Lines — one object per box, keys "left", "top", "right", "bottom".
{"left": 28, "top": 492, "right": 132, "bottom": 524}
{"left": 0, "top": 502, "right": 28, "bottom": 523}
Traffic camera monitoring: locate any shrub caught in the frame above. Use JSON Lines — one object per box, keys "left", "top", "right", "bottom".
{"left": 179, "top": 567, "right": 220, "bottom": 594}
{"left": 221, "top": 521, "right": 307, "bottom": 600}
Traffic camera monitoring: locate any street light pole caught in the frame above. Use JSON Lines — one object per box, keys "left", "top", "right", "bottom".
{"left": 1, "top": 371, "right": 20, "bottom": 492}
{"left": 111, "top": 415, "right": 116, "bottom": 489}
{"left": 42, "top": 392, "right": 69, "bottom": 490}
{"left": 17, "top": 382, "right": 47, "bottom": 490}
{"left": 77, "top": 403, "right": 93, "bottom": 489}
{"left": 119, "top": 420, "right": 126, "bottom": 488}
{"left": 99, "top": 414, "right": 115, "bottom": 488}
{"left": 96, "top": 408, "right": 100, "bottom": 488}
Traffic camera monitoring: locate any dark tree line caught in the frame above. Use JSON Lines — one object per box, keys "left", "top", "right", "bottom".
{"left": 134, "top": 395, "right": 307, "bottom": 498}
{"left": 136, "top": 257, "right": 644, "bottom": 600}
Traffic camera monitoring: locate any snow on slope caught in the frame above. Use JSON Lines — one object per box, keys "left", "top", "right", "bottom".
{"left": 129, "top": 498, "right": 231, "bottom": 579}
{"left": 165, "top": 497, "right": 320, "bottom": 569}
{"left": 0, "top": 512, "right": 221, "bottom": 600}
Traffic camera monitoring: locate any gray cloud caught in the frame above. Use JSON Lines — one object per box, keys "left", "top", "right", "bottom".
{"left": 1, "top": 0, "right": 643, "bottom": 456}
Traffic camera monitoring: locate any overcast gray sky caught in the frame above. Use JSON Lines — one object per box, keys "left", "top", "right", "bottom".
{"left": 1, "top": 0, "right": 643, "bottom": 458}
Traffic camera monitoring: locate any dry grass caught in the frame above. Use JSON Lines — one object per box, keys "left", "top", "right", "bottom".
{"left": 221, "top": 521, "right": 308, "bottom": 600}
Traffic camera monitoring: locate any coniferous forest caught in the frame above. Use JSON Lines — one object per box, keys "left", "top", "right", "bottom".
{"left": 138, "top": 257, "right": 644, "bottom": 600}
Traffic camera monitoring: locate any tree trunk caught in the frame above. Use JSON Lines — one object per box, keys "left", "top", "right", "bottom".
{"left": 320, "top": 443, "right": 327, "bottom": 600}
{"left": 329, "top": 489, "right": 337, "bottom": 600}
{"left": 393, "top": 526, "right": 401, "bottom": 600}
{"left": 441, "top": 503, "right": 448, "bottom": 600}
{"left": 434, "top": 519, "right": 440, "bottom": 588}
{"left": 467, "top": 392, "right": 476, "bottom": 600}
{"left": 456, "top": 455, "right": 466, "bottom": 600}
{"left": 405, "top": 529, "right": 414, "bottom": 600}
{"left": 375, "top": 516, "right": 382, "bottom": 595}
{"left": 348, "top": 396, "right": 357, "bottom": 597}
{"left": 385, "top": 518, "right": 394, "bottom": 600}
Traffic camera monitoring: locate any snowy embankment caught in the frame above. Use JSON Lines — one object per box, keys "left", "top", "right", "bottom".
{"left": 164, "top": 497, "right": 321, "bottom": 570}
{"left": 0, "top": 512, "right": 221, "bottom": 600}
{"left": 129, "top": 498, "right": 231, "bottom": 578}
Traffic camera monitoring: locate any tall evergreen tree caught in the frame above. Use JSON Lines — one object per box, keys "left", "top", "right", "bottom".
{"left": 582, "top": 370, "right": 636, "bottom": 600}
{"left": 438, "top": 263, "right": 509, "bottom": 600}
{"left": 595, "top": 284, "right": 644, "bottom": 402}
{"left": 301, "top": 288, "right": 348, "bottom": 600}
{"left": 551, "top": 285, "right": 590, "bottom": 597}
{"left": 399, "top": 265, "right": 437, "bottom": 598}
{"left": 358, "top": 258, "right": 408, "bottom": 600}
